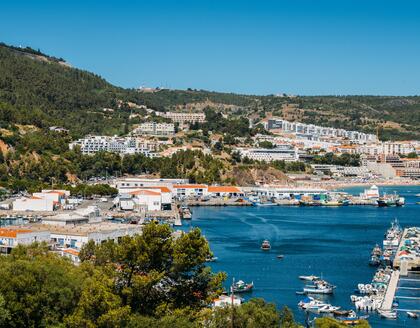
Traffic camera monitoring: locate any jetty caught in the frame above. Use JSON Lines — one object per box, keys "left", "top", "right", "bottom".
{"left": 380, "top": 270, "right": 400, "bottom": 311}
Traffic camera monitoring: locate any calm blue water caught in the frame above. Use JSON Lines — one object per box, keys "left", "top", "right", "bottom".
{"left": 183, "top": 186, "right": 420, "bottom": 328}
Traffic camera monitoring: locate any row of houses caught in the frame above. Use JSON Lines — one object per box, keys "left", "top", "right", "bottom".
{"left": 262, "top": 117, "right": 377, "bottom": 143}
{"left": 69, "top": 136, "right": 159, "bottom": 157}
{"left": 0, "top": 218, "right": 142, "bottom": 255}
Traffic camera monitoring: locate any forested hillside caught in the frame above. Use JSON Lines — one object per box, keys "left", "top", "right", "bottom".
{"left": 1, "top": 42, "right": 419, "bottom": 140}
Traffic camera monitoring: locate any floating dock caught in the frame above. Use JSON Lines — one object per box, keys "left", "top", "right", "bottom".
{"left": 380, "top": 270, "right": 400, "bottom": 310}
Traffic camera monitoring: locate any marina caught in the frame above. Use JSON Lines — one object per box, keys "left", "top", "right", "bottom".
{"left": 183, "top": 185, "right": 420, "bottom": 327}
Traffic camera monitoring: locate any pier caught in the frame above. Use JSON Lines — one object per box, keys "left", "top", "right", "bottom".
{"left": 380, "top": 270, "right": 400, "bottom": 311}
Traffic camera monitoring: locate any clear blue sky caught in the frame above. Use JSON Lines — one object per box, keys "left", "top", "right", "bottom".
{"left": 2, "top": 0, "right": 420, "bottom": 95}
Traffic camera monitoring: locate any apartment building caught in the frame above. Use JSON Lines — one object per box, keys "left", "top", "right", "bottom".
{"left": 69, "top": 136, "right": 158, "bottom": 157}
{"left": 156, "top": 111, "right": 206, "bottom": 124}
{"left": 133, "top": 122, "right": 175, "bottom": 136}
{"left": 263, "top": 118, "right": 377, "bottom": 143}
{"left": 357, "top": 142, "right": 416, "bottom": 156}
{"left": 238, "top": 145, "right": 298, "bottom": 162}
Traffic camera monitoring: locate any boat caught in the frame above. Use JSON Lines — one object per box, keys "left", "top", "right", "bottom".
{"left": 416, "top": 193, "right": 420, "bottom": 197}
{"left": 303, "top": 280, "right": 335, "bottom": 294}
{"left": 205, "top": 256, "right": 218, "bottom": 262}
{"left": 261, "top": 240, "right": 271, "bottom": 251}
{"left": 231, "top": 280, "right": 253, "bottom": 293}
{"left": 181, "top": 206, "right": 192, "bottom": 219}
{"left": 369, "top": 255, "right": 381, "bottom": 266}
{"left": 298, "top": 297, "right": 328, "bottom": 310}
{"left": 378, "top": 309, "right": 397, "bottom": 319}
{"left": 371, "top": 244, "right": 382, "bottom": 257}
{"left": 407, "top": 311, "right": 418, "bottom": 319}
{"left": 318, "top": 304, "right": 341, "bottom": 313}
{"left": 276, "top": 254, "right": 284, "bottom": 259}
{"left": 299, "top": 275, "right": 319, "bottom": 281}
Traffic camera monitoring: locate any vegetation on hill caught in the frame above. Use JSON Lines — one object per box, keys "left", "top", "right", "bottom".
{"left": 0, "top": 223, "right": 308, "bottom": 328}
{"left": 1, "top": 42, "right": 419, "bottom": 140}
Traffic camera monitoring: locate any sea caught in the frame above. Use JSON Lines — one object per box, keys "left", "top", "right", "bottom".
{"left": 182, "top": 185, "right": 420, "bottom": 328}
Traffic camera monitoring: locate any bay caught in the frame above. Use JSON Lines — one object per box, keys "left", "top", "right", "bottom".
{"left": 183, "top": 185, "right": 420, "bottom": 327}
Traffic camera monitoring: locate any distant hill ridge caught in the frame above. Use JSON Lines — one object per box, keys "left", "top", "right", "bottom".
{"left": 0, "top": 42, "right": 419, "bottom": 140}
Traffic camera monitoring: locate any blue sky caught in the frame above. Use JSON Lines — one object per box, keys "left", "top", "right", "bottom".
{"left": 1, "top": 0, "right": 420, "bottom": 95}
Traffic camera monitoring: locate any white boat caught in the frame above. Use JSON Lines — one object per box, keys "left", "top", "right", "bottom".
{"left": 378, "top": 309, "right": 397, "bottom": 319}
{"left": 298, "top": 297, "right": 328, "bottom": 310}
{"left": 318, "top": 305, "right": 341, "bottom": 313}
{"left": 407, "top": 311, "right": 418, "bottom": 319}
{"left": 303, "top": 284, "right": 334, "bottom": 294}
{"left": 299, "top": 275, "right": 319, "bottom": 281}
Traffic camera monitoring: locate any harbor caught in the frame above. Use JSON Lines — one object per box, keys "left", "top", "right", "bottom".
{"left": 182, "top": 185, "right": 420, "bottom": 327}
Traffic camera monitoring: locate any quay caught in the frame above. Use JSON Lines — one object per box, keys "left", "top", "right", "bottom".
{"left": 380, "top": 270, "right": 400, "bottom": 310}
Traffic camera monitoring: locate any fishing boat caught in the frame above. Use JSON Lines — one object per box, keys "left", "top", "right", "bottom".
{"left": 299, "top": 275, "right": 319, "bottom": 281}
{"left": 369, "top": 255, "right": 381, "bottom": 266}
{"left": 378, "top": 309, "right": 397, "bottom": 319}
{"left": 261, "top": 240, "right": 271, "bottom": 251}
{"left": 407, "top": 311, "right": 418, "bottom": 319}
{"left": 303, "top": 280, "right": 335, "bottom": 294}
{"left": 371, "top": 244, "right": 382, "bottom": 257}
{"left": 231, "top": 280, "right": 254, "bottom": 293}
{"left": 276, "top": 254, "right": 284, "bottom": 259}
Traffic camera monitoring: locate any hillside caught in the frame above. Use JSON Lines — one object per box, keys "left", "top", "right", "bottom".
{"left": 0, "top": 42, "right": 419, "bottom": 140}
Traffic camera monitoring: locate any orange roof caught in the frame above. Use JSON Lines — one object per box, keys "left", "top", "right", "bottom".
{"left": 208, "top": 186, "right": 241, "bottom": 193}
{"left": 30, "top": 196, "right": 43, "bottom": 200}
{"left": 47, "top": 191, "right": 66, "bottom": 195}
{"left": 0, "top": 228, "right": 33, "bottom": 238}
{"left": 143, "top": 186, "right": 171, "bottom": 193}
{"left": 129, "top": 189, "right": 161, "bottom": 196}
{"left": 63, "top": 249, "right": 80, "bottom": 256}
{"left": 174, "top": 184, "right": 207, "bottom": 189}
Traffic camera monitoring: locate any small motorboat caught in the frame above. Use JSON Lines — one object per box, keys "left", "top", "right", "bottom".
{"left": 276, "top": 254, "right": 284, "bottom": 259}
{"left": 261, "top": 240, "right": 271, "bottom": 251}
{"left": 299, "top": 275, "right": 319, "bottom": 281}
{"left": 378, "top": 309, "right": 397, "bottom": 319}
{"left": 205, "top": 256, "right": 218, "bottom": 262}
{"left": 318, "top": 304, "right": 341, "bottom": 313}
{"left": 407, "top": 311, "right": 418, "bottom": 319}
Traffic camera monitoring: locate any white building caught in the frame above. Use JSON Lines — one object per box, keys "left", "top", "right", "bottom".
{"left": 238, "top": 145, "right": 298, "bottom": 162}
{"left": 129, "top": 189, "right": 162, "bottom": 211}
{"left": 134, "top": 122, "right": 175, "bottom": 136}
{"left": 69, "top": 136, "right": 158, "bottom": 157}
{"left": 213, "top": 295, "right": 243, "bottom": 307}
{"left": 173, "top": 184, "right": 208, "bottom": 199}
{"left": 13, "top": 197, "right": 55, "bottom": 212}
{"left": 115, "top": 178, "right": 188, "bottom": 194}
{"left": 0, "top": 228, "right": 50, "bottom": 254}
{"left": 207, "top": 186, "right": 243, "bottom": 198}
{"left": 263, "top": 118, "right": 377, "bottom": 144}
{"left": 156, "top": 112, "right": 206, "bottom": 124}
{"left": 30, "top": 223, "right": 142, "bottom": 250}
